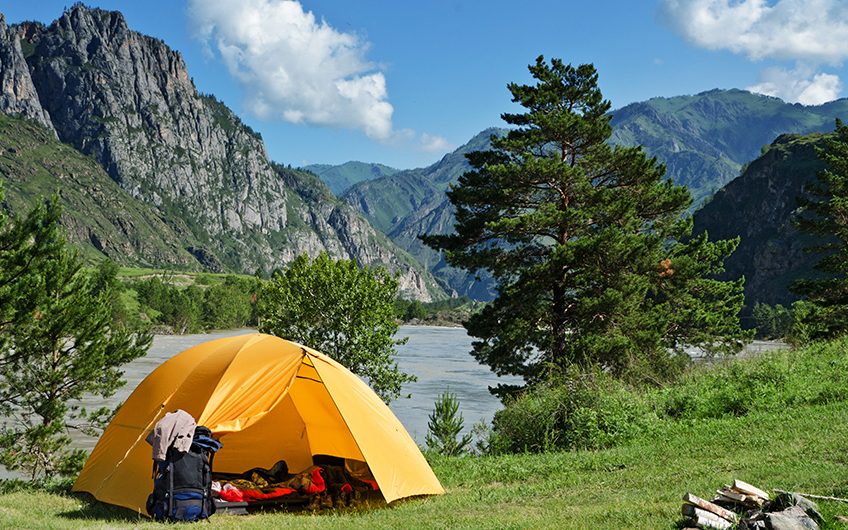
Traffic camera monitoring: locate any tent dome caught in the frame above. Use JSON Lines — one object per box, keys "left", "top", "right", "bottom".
{"left": 72, "top": 333, "right": 443, "bottom": 513}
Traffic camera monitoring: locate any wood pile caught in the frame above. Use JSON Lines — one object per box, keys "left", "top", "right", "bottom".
{"left": 682, "top": 480, "right": 827, "bottom": 529}
{"left": 682, "top": 479, "right": 769, "bottom": 529}
{"left": 714, "top": 481, "right": 769, "bottom": 508}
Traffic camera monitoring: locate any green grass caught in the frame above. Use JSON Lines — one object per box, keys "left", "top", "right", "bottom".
{"left": 4, "top": 340, "right": 848, "bottom": 529}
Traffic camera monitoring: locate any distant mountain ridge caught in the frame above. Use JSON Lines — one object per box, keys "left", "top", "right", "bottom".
{"left": 340, "top": 128, "right": 501, "bottom": 298}
{"left": 319, "top": 91, "right": 848, "bottom": 299}
{"left": 0, "top": 6, "right": 445, "bottom": 301}
{"left": 304, "top": 161, "right": 401, "bottom": 196}
{"left": 610, "top": 88, "right": 848, "bottom": 206}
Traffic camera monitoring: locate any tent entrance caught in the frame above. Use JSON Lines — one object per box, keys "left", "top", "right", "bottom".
{"left": 211, "top": 355, "right": 366, "bottom": 475}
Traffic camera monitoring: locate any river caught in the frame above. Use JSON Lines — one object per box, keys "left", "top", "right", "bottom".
{"left": 83, "top": 326, "right": 511, "bottom": 445}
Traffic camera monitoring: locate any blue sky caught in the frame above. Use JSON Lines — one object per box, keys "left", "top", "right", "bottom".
{"left": 3, "top": 1, "right": 848, "bottom": 170}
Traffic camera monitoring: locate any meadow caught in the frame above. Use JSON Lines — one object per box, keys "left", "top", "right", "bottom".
{"left": 2, "top": 338, "right": 848, "bottom": 529}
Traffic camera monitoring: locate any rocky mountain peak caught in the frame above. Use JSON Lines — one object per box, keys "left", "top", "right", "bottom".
{"left": 0, "top": 5, "right": 444, "bottom": 301}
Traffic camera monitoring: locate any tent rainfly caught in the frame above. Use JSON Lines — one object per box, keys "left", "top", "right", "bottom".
{"left": 72, "top": 333, "right": 444, "bottom": 513}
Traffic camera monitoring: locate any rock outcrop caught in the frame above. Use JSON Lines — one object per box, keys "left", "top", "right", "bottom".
{"left": 0, "top": 15, "right": 53, "bottom": 130}
{"left": 0, "top": 6, "right": 442, "bottom": 300}
{"left": 690, "top": 132, "right": 830, "bottom": 317}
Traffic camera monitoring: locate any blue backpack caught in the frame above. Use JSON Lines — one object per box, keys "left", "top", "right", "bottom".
{"left": 146, "top": 426, "right": 223, "bottom": 522}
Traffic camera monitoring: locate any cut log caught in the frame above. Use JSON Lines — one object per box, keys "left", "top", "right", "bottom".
{"left": 682, "top": 504, "right": 734, "bottom": 529}
{"left": 718, "top": 485, "right": 766, "bottom": 506}
{"left": 733, "top": 480, "right": 769, "bottom": 500}
{"left": 712, "top": 495, "right": 741, "bottom": 505}
{"left": 717, "top": 488, "right": 748, "bottom": 503}
{"left": 682, "top": 493, "right": 738, "bottom": 523}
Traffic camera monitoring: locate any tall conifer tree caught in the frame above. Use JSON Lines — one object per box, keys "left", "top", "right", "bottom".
{"left": 0, "top": 189, "right": 152, "bottom": 480}
{"left": 423, "top": 57, "right": 749, "bottom": 393}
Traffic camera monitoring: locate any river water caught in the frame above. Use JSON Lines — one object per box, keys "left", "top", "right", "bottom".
{"left": 86, "top": 326, "right": 512, "bottom": 446}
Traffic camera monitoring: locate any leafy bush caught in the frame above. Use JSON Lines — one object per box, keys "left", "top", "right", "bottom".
{"left": 486, "top": 367, "right": 657, "bottom": 455}
{"left": 752, "top": 302, "right": 793, "bottom": 339}
{"left": 786, "top": 300, "right": 827, "bottom": 347}
{"left": 194, "top": 273, "right": 213, "bottom": 286}
{"left": 404, "top": 300, "right": 427, "bottom": 321}
{"left": 202, "top": 282, "right": 251, "bottom": 329}
{"left": 483, "top": 336, "right": 848, "bottom": 455}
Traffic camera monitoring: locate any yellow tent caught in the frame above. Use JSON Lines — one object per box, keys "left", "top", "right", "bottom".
{"left": 72, "top": 333, "right": 444, "bottom": 513}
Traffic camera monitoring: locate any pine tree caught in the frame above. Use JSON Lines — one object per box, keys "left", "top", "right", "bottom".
{"left": 423, "top": 57, "right": 749, "bottom": 394}
{"left": 425, "top": 387, "right": 472, "bottom": 456}
{"left": 0, "top": 189, "right": 152, "bottom": 480}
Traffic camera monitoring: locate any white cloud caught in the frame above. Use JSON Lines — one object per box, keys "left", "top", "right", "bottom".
{"left": 417, "top": 134, "right": 456, "bottom": 154}
{"left": 187, "top": 0, "right": 395, "bottom": 140}
{"left": 657, "top": 0, "right": 848, "bottom": 103}
{"left": 746, "top": 62, "right": 843, "bottom": 104}
{"left": 656, "top": 0, "right": 848, "bottom": 62}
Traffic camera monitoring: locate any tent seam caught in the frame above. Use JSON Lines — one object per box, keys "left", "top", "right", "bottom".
{"left": 91, "top": 404, "right": 165, "bottom": 500}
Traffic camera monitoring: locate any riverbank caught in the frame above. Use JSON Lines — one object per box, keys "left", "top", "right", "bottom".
{"left": 2, "top": 391, "right": 847, "bottom": 529}
{"left": 3, "top": 336, "right": 846, "bottom": 528}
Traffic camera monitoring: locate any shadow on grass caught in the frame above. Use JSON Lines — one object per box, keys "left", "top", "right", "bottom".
{"left": 57, "top": 492, "right": 147, "bottom": 524}
{"left": 58, "top": 491, "right": 391, "bottom": 523}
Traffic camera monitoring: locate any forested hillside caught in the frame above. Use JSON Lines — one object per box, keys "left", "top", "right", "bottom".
{"left": 691, "top": 132, "right": 832, "bottom": 321}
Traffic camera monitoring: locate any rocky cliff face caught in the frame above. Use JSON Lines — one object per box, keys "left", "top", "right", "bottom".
{"left": 0, "top": 6, "right": 441, "bottom": 300}
{"left": 690, "top": 132, "right": 830, "bottom": 316}
{"left": 0, "top": 15, "right": 53, "bottom": 130}
{"left": 0, "top": 111, "right": 203, "bottom": 269}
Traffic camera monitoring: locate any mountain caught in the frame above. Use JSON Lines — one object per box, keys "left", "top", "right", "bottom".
{"left": 327, "top": 91, "right": 848, "bottom": 299}
{"left": 0, "top": 111, "right": 203, "bottom": 268}
{"left": 303, "top": 161, "right": 401, "bottom": 196}
{"left": 610, "top": 89, "right": 848, "bottom": 207}
{"left": 0, "top": 6, "right": 445, "bottom": 301}
{"left": 341, "top": 128, "right": 501, "bottom": 298}
{"left": 690, "top": 131, "right": 831, "bottom": 322}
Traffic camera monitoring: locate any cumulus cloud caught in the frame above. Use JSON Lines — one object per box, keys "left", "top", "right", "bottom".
{"left": 656, "top": 0, "right": 848, "bottom": 62}
{"left": 746, "top": 62, "right": 843, "bottom": 104}
{"left": 417, "top": 133, "right": 455, "bottom": 154}
{"left": 656, "top": 0, "right": 848, "bottom": 103}
{"left": 188, "top": 0, "right": 395, "bottom": 140}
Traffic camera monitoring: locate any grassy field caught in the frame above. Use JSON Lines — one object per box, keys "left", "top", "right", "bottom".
{"left": 3, "top": 343, "right": 848, "bottom": 529}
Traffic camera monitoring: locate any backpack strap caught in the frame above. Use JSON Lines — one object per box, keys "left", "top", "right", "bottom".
{"left": 201, "top": 453, "right": 209, "bottom": 519}
{"left": 167, "top": 461, "right": 174, "bottom": 520}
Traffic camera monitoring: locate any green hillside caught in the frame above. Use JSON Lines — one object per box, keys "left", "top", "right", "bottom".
{"left": 0, "top": 112, "right": 205, "bottom": 269}
{"left": 690, "top": 131, "right": 832, "bottom": 320}
{"left": 610, "top": 89, "right": 848, "bottom": 206}
{"left": 304, "top": 161, "right": 401, "bottom": 196}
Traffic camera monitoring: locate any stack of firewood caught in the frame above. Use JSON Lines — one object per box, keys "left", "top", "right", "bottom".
{"left": 682, "top": 479, "right": 770, "bottom": 529}
{"left": 714, "top": 480, "right": 769, "bottom": 507}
